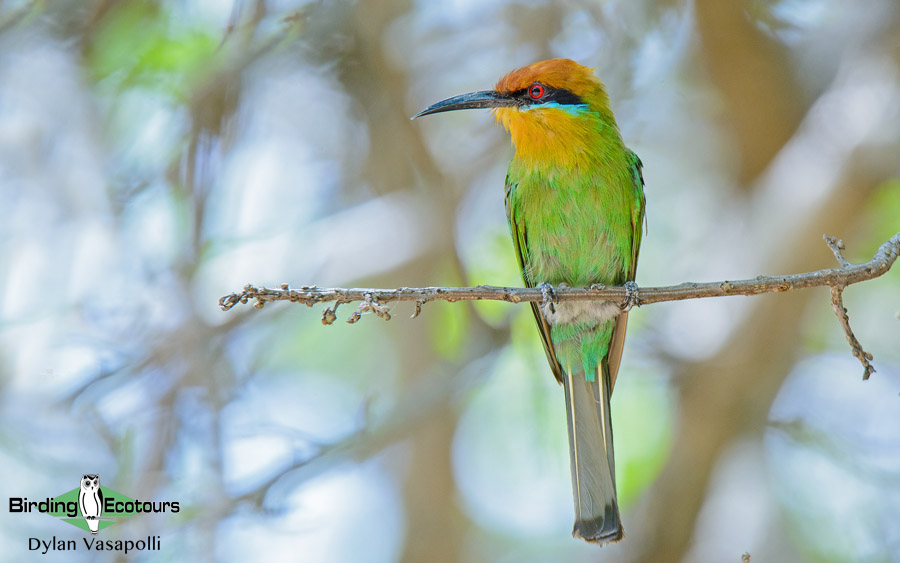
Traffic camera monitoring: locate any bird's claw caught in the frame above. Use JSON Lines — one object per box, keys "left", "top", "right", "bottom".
{"left": 620, "top": 281, "right": 640, "bottom": 312}
{"left": 538, "top": 282, "right": 558, "bottom": 314}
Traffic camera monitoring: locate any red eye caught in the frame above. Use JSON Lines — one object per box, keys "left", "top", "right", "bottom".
{"left": 529, "top": 83, "right": 544, "bottom": 99}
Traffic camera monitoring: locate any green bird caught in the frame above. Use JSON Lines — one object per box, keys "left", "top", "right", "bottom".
{"left": 414, "top": 58, "right": 646, "bottom": 544}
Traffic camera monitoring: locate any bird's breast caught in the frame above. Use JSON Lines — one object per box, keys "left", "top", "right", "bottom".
{"left": 511, "top": 167, "right": 634, "bottom": 289}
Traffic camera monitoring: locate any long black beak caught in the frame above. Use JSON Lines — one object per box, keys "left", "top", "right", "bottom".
{"left": 412, "top": 90, "right": 515, "bottom": 119}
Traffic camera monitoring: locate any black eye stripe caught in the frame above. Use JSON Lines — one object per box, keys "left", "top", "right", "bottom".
{"left": 546, "top": 89, "right": 583, "bottom": 105}
{"left": 511, "top": 86, "right": 584, "bottom": 106}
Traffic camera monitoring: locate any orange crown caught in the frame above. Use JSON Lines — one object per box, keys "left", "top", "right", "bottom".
{"left": 495, "top": 59, "right": 604, "bottom": 100}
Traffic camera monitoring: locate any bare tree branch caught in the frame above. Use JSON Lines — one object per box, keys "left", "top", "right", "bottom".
{"left": 220, "top": 233, "right": 899, "bottom": 380}
{"left": 220, "top": 233, "right": 897, "bottom": 310}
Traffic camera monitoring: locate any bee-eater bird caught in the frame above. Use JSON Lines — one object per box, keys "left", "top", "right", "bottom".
{"left": 414, "top": 59, "right": 646, "bottom": 544}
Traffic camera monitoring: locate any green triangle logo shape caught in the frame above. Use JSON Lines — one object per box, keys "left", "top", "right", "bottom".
{"left": 48, "top": 486, "right": 137, "bottom": 533}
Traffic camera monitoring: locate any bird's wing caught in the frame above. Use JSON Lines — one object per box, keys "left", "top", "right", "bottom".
{"left": 607, "top": 150, "right": 646, "bottom": 392}
{"left": 506, "top": 175, "right": 565, "bottom": 383}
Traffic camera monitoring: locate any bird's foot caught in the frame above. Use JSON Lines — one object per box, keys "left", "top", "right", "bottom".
{"left": 538, "top": 282, "right": 558, "bottom": 314}
{"left": 620, "top": 281, "right": 640, "bottom": 312}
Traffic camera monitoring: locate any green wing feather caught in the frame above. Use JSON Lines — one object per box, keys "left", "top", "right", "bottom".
{"left": 505, "top": 174, "right": 564, "bottom": 383}
{"left": 607, "top": 149, "right": 646, "bottom": 391}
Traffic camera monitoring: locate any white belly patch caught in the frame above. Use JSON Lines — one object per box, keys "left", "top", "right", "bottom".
{"left": 541, "top": 300, "right": 622, "bottom": 326}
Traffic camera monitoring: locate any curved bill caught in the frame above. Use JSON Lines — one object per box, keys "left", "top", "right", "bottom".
{"left": 412, "top": 90, "right": 514, "bottom": 119}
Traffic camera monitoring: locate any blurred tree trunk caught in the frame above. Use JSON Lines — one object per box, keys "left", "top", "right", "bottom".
{"left": 694, "top": 0, "right": 805, "bottom": 186}
{"left": 397, "top": 315, "right": 467, "bottom": 563}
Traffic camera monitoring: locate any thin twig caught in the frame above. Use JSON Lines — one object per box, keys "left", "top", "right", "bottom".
{"left": 823, "top": 236, "right": 879, "bottom": 379}
{"left": 830, "top": 286, "right": 876, "bottom": 379}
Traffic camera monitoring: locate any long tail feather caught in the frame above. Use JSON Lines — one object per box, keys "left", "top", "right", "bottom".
{"left": 562, "top": 360, "right": 623, "bottom": 543}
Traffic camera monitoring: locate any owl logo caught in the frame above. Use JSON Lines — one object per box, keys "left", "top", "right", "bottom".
{"left": 78, "top": 474, "right": 103, "bottom": 535}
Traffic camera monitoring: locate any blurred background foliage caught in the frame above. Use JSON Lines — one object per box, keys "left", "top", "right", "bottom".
{"left": 0, "top": 0, "right": 899, "bottom": 562}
